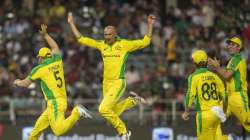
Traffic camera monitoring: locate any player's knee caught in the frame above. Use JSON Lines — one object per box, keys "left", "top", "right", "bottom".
{"left": 51, "top": 126, "right": 65, "bottom": 136}
{"left": 53, "top": 129, "right": 64, "bottom": 136}
{"left": 28, "top": 129, "right": 41, "bottom": 139}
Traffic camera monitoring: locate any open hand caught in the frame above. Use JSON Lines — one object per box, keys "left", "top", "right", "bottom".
{"left": 39, "top": 24, "right": 47, "bottom": 36}
{"left": 208, "top": 57, "right": 220, "bottom": 69}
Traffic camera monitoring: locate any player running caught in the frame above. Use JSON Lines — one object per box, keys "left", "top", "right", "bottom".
{"left": 13, "top": 24, "right": 92, "bottom": 140}
{"left": 182, "top": 50, "right": 227, "bottom": 140}
{"left": 68, "top": 12, "right": 155, "bottom": 140}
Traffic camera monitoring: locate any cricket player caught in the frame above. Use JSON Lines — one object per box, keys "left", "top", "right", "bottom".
{"left": 68, "top": 12, "right": 155, "bottom": 140}
{"left": 13, "top": 24, "right": 92, "bottom": 140}
{"left": 209, "top": 37, "right": 250, "bottom": 134}
{"left": 182, "top": 50, "right": 227, "bottom": 140}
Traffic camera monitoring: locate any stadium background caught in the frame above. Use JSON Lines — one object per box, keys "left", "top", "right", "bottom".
{"left": 0, "top": 0, "right": 250, "bottom": 139}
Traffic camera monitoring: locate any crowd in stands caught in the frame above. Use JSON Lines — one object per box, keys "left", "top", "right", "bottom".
{"left": 0, "top": 0, "right": 250, "bottom": 125}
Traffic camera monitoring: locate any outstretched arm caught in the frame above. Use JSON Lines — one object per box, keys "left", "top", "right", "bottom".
{"left": 39, "top": 24, "right": 60, "bottom": 54}
{"left": 13, "top": 77, "right": 32, "bottom": 88}
{"left": 67, "top": 12, "right": 101, "bottom": 50}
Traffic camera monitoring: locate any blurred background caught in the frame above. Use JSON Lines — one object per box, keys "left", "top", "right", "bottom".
{"left": 0, "top": 0, "right": 250, "bottom": 139}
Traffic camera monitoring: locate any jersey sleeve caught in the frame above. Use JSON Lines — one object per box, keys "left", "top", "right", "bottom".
{"left": 227, "top": 55, "right": 241, "bottom": 72}
{"left": 122, "top": 35, "right": 151, "bottom": 52}
{"left": 185, "top": 74, "right": 197, "bottom": 108}
{"left": 28, "top": 65, "right": 44, "bottom": 81}
{"left": 77, "top": 36, "right": 103, "bottom": 50}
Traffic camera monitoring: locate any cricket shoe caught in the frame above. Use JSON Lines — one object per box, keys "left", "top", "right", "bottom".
{"left": 129, "top": 91, "right": 147, "bottom": 105}
{"left": 77, "top": 105, "right": 93, "bottom": 119}
{"left": 121, "top": 130, "right": 131, "bottom": 140}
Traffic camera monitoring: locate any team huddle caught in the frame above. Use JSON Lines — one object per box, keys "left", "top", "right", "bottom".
{"left": 182, "top": 36, "right": 249, "bottom": 140}
{"left": 12, "top": 11, "right": 248, "bottom": 140}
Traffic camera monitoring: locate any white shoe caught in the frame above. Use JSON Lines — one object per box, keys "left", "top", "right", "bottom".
{"left": 129, "top": 91, "right": 147, "bottom": 104}
{"left": 227, "top": 135, "right": 233, "bottom": 140}
{"left": 77, "top": 105, "right": 93, "bottom": 119}
{"left": 121, "top": 131, "right": 131, "bottom": 140}
{"left": 211, "top": 106, "right": 226, "bottom": 122}
{"left": 227, "top": 134, "right": 237, "bottom": 140}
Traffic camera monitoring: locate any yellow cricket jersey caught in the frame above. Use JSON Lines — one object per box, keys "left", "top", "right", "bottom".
{"left": 226, "top": 53, "right": 248, "bottom": 93}
{"left": 78, "top": 35, "right": 151, "bottom": 80}
{"left": 185, "top": 68, "right": 226, "bottom": 111}
{"left": 28, "top": 54, "right": 67, "bottom": 101}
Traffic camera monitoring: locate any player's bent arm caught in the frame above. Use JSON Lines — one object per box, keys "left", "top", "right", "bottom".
{"left": 215, "top": 67, "right": 233, "bottom": 81}
{"left": 13, "top": 77, "right": 32, "bottom": 88}
{"left": 43, "top": 33, "right": 60, "bottom": 54}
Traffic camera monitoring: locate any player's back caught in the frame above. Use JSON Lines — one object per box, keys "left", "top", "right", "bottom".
{"left": 29, "top": 54, "right": 67, "bottom": 100}
{"left": 190, "top": 68, "right": 225, "bottom": 111}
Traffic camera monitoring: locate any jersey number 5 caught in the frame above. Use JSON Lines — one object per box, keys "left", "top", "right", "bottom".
{"left": 54, "top": 71, "right": 63, "bottom": 88}
{"left": 201, "top": 82, "right": 218, "bottom": 101}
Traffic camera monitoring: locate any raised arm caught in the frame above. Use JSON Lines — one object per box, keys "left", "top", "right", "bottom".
{"left": 146, "top": 14, "right": 156, "bottom": 38}
{"left": 39, "top": 24, "right": 60, "bottom": 54}
{"left": 67, "top": 12, "right": 82, "bottom": 39}
{"left": 13, "top": 77, "right": 32, "bottom": 88}
{"left": 123, "top": 14, "right": 155, "bottom": 52}
{"left": 67, "top": 12, "right": 101, "bottom": 50}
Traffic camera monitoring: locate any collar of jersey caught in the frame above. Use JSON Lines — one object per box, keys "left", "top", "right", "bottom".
{"left": 195, "top": 68, "right": 208, "bottom": 73}
{"left": 104, "top": 36, "right": 121, "bottom": 46}
{"left": 233, "top": 53, "right": 241, "bottom": 57}
{"left": 41, "top": 54, "right": 58, "bottom": 65}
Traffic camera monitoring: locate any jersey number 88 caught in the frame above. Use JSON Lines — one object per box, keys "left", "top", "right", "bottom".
{"left": 201, "top": 82, "right": 218, "bottom": 101}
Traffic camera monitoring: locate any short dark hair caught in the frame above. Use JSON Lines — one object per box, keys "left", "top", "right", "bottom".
{"left": 195, "top": 61, "right": 207, "bottom": 68}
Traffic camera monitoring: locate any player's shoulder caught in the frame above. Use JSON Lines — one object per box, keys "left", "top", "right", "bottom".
{"left": 207, "top": 70, "right": 222, "bottom": 81}
{"left": 189, "top": 68, "right": 212, "bottom": 79}
{"left": 44, "top": 54, "right": 62, "bottom": 63}
{"left": 231, "top": 53, "right": 243, "bottom": 62}
{"left": 30, "top": 63, "right": 45, "bottom": 75}
{"left": 188, "top": 72, "right": 199, "bottom": 80}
